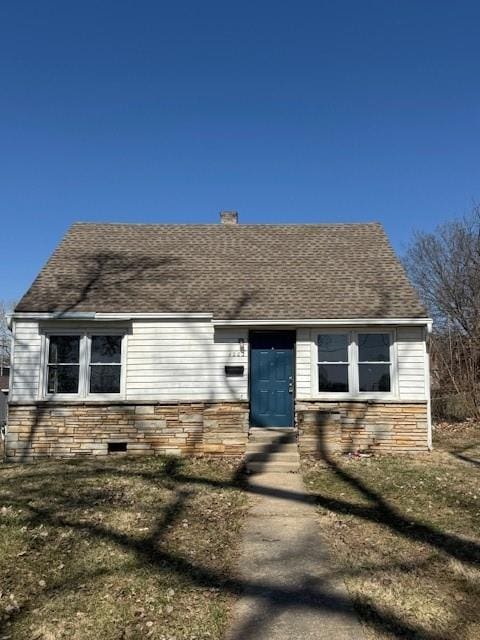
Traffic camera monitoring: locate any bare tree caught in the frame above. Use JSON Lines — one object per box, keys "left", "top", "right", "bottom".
{"left": 404, "top": 206, "right": 480, "bottom": 419}
{"left": 0, "top": 299, "right": 15, "bottom": 377}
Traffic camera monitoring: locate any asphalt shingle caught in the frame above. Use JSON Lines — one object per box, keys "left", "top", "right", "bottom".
{"left": 16, "top": 222, "right": 427, "bottom": 319}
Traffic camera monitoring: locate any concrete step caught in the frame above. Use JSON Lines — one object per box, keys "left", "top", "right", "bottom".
{"left": 245, "top": 451, "right": 300, "bottom": 463}
{"left": 249, "top": 427, "right": 294, "bottom": 432}
{"left": 246, "top": 442, "right": 298, "bottom": 454}
{"left": 246, "top": 461, "right": 300, "bottom": 474}
{"left": 248, "top": 431, "right": 297, "bottom": 444}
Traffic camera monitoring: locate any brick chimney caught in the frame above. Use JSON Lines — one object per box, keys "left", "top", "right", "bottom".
{"left": 220, "top": 210, "right": 239, "bottom": 225}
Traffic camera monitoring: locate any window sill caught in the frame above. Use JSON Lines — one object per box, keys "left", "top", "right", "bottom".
{"left": 41, "top": 393, "right": 124, "bottom": 402}
{"left": 296, "top": 395, "right": 427, "bottom": 404}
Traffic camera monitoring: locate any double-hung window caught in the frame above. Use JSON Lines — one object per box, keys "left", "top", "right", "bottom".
{"left": 317, "top": 333, "right": 350, "bottom": 392}
{"left": 45, "top": 332, "right": 124, "bottom": 397}
{"left": 47, "top": 335, "right": 81, "bottom": 394}
{"left": 89, "top": 335, "right": 122, "bottom": 393}
{"left": 316, "top": 331, "right": 393, "bottom": 395}
{"left": 357, "top": 333, "right": 391, "bottom": 392}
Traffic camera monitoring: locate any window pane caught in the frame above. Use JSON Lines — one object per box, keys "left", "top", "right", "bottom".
{"left": 318, "top": 364, "right": 349, "bottom": 392}
{"left": 90, "top": 365, "right": 121, "bottom": 393}
{"left": 359, "top": 364, "right": 391, "bottom": 392}
{"left": 48, "top": 336, "right": 80, "bottom": 363}
{"left": 318, "top": 334, "right": 348, "bottom": 362}
{"left": 91, "top": 335, "right": 121, "bottom": 363}
{"left": 358, "top": 333, "right": 390, "bottom": 362}
{"left": 47, "top": 365, "right": 79, "bottom": 393}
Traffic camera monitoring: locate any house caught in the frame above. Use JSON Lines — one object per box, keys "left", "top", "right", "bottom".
{"left": 6, "top": 212, "right": 432, "bottom": 461}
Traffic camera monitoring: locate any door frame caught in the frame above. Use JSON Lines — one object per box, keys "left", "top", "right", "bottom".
{"left": 248, "top": 329, "right": 296, "bottom": 428}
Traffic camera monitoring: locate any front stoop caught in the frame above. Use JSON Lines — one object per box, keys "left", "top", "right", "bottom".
{"left": 246, "top": 428, "right": 300, "bottom": 473}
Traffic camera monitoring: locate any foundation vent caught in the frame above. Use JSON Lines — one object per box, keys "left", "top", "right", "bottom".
{"left": 108, "top": 442, "right": 127, "bottom": 454}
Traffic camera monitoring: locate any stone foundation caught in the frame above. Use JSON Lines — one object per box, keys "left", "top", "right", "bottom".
{"left": 6, "top": 399, "right": 430, "bottom": 461}
{"left": 6, "top": 401, "right": 249, "bottom": 462}
{"left": 296, "top": 401, "right": 429, "bottom": 455}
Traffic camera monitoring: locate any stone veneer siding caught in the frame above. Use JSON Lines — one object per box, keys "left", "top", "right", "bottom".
{"left": 296, "top": 401, "right": 429, "bottom": 455}
{"left": 6, "top": 402, "right": 249, "bottom": 462}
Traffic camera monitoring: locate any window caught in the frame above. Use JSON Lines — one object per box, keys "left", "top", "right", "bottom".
{"left": 47, "top": 335, "right": 80, "bottom": 394}
{"left": 358, "top": 333, "right": 391, "bottom": 392}
{"left": 317, "top": 333, "right": 349, "bottom": 392}
{"left": 45, "top": 332, "right": 124, "bottom": 397}
{"left": 89, "top": 335, "right": 122, "bottom": 393}
{"left": 315, "top": 330, "right": 394, "bottom": 396}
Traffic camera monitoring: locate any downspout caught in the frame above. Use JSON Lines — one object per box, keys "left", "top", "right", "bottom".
{"left": 424, "top": 324, "right": 433, "bottom": 451}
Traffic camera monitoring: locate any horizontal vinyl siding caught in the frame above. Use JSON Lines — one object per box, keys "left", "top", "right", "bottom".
{"left": 125, "top": 322, "right": 248, "bottom": 401}
{"left": 295, "top": 328, "right": 311, "bottom": 397}
{"left": 396, "top": 327, "right": 427, "bottom": 400}
{"left": 10, "top": 321, "right": 42, "bottom": 401}
{"left": 8, "top": 320, "right": 427, "bottom": 404}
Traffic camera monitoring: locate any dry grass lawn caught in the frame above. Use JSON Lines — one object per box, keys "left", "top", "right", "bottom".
{"left": 0, "top": 455, "right": 247, "bottom": 640}
{"left": 302, "top": 422, "right": 480, "bottom": 640}
{"left": 2, "top": 424, "right": 479, "bottom": 640}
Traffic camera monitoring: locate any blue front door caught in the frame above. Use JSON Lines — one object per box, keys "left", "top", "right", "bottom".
{"left": 250, "top": 331, "right": 295, "bottom": 428}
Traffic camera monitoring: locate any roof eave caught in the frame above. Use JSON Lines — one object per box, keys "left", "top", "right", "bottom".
{"left": 212, "top": 317, "right": 433, "bottom": 331}
{"left": 9, "top": 312, "right": 213, "bottom": 325}
{"left": 9, "top": 312, "right": 433, "bottom": 333}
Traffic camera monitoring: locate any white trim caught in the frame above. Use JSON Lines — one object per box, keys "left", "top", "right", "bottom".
{"left": 10, "top": 313, "right": 433, "bottom": 330}
{"left": 87, "top": 334, "right": 124, "bottom": 397}
{"left": 8, "top": 314, "right": 433, "bottom": 336}
{"left": 121, "top": 332, "right": 128, "bottom": 398}
{"left": 95, "top": 313, "right": 212, "bottom": 320}
{"left": 313, "top": 328, "right": 352, "bottom": 396}
{"left": 10, "top": 312, "right": 213, "bottom": 324}
{"left": 295, "top": 395, "right": 428, "bottom": 404}
{"left": 356, "top": 330, "right": 396, "bottom": 396}
{"left": 310, "top": 329, "right": 398, "bottom": 400}
{"left": 392, "top": 328, "right": 399, "bottom": 398}
{"left": 79, "top": 333, "right": 89, "bottom": 395}
{"left": 37, "top": 332, "right": 47, "bottom": 401}
{"left": 42, "top": 329, "right": 127, "bottom": 400}
{"left": 8, "top": 320, "right": 16, "bottom": 401}
{"left": 214, "top": 318, "right": 433, "bottom": 329}
{"left": 424, "top": 326, "right": 433, "bottom": 450}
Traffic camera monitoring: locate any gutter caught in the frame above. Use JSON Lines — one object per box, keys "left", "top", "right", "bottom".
{"left": 213, "top": 317, "right": 433, "bottom": 329}
{"left": 9, "top": 313, "right": 433, "bottom": 331}
{"left": 9, "top": 312, "right": 213, "bottom": 327}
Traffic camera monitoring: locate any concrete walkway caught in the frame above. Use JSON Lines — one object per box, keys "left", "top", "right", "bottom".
{"left": 227, "top": 471, "right": 365, "bottom": 640}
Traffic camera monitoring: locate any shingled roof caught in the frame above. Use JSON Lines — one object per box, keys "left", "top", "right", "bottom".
{"left": 16, "top": 221, "right": 427, "bottom": 319}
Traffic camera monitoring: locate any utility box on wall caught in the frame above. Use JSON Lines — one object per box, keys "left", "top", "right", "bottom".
{"left": 224, "top": 365, "right": 244, "bottom": 377}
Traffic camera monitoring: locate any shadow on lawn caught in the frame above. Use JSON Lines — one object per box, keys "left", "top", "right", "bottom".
{"left": 1, "top": 437, "right": 479, "bottom": 640}
{"left": 448, "top": 441, "right": 480, "bottom": 469}
{"left": 453, "top": 451, "right": 480, "bottom": 468}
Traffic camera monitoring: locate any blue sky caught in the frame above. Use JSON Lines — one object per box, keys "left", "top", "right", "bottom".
{"left": 1, "top": 1, "right": 479, "bottom": 302}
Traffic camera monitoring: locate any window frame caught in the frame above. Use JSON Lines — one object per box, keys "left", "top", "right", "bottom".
{"left": 316, "top": 329, "right": 354, "bottom": 394}
{"left": 41, "top": 328, "right": 126, "bottom": 400}
{"left": 46, "top": 334, "right": 82, "bottom": 395}
{"left": 87, "top": 334, "right": 123, "bottom": 395}
{"left": 312, "top": 329, "right": 397, "bottom": 399}
{"left": 356, "top": 332, "right": 393, "bottom": 394}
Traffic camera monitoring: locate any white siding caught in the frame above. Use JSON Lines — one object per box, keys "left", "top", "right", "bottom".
{"left": 126, "top": 321, "right": 248, "bottom": 401}
{"left": 10, "top": 321, "right": 42, "bottom": 401}
{"left": 295, "top": 328, "right": 311, "bottom": 397}
{"left": 9, "top": 320, "right": 427, "bottom": 404}
{"left": 396, "top": 326, "right": 427, "bottom": 400}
